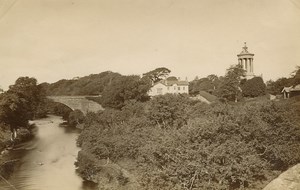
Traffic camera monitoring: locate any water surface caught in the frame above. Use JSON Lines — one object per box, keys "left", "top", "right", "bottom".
{"left": 0, "top": 115, "right": 97, "bottom": 190}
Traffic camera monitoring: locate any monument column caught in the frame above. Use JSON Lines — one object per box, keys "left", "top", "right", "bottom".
{"left": 237, "top": 42, "right": 255, "bottom": 79}
{"left": 248, "top": 58, "right": 250, "bottom": 73}
{"left": 251, "top": 58, "right": 253, "bottom": 73}
{"left": 241, "top": 59, "right": 243, "bottom": 69}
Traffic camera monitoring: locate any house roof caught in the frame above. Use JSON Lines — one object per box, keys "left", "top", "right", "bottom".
{"left": 291, "top": 84, "right": 300, "bottom": 91}
{"left": 155, "top": 79, "right": 189, "bottom": 86}
{"left": 282, "top": 86, "right": 292, "bottom": 93}
{"left": 281, "top": 84, "right": 300, "bottom": 93}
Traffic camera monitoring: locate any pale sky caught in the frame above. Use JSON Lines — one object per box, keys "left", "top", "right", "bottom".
{"left": 0, "top": 0, "right": 300, "bottom": 90}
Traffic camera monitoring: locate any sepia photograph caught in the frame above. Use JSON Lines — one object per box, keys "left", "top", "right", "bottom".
{"left": 0, "top": 0, "right": 300, "bottom": 189}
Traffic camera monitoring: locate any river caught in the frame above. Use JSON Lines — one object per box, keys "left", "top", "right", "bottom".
{"left": 0, "top": 115, "right": 97, "bottom": 190}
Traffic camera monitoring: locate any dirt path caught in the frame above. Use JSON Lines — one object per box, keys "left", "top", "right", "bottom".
{"left": 263, "top": 164, "right": 300, "bottom": 190}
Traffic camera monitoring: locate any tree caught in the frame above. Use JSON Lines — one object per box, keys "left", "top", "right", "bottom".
{"left": 8, "top": 77, "right": 44, "bottom": 118}
{"left": 68, "top": 109, "right": 85, "bottom": 127}
{"left": 265, "top": 66, "right": 300, "bottom": 95}
{"left": 0, "top": 77, "right": 45, "bottom": 141}
{"left": 217, "top": 64, "right": 245, "bottom": 102}
{"left": 42, "top": 71, "right": 121, "bottom": 96}
{"left": 101, "top": 75, "right": 151, "bottom": 109}
{"left": 142, "top": 67, "right": 171, "bottom": 83}
{"left": 189, "top": 78, "right": 214, "bottom": 95}
{"left": 189, "top": 74, "right": 221, "bottom": 96}
{"left": 266, "top": 77, "right": 293, "bottom": 95}
{"left": 0, "top": 92, "right": 29, "bottom": 129}
{"left": 166, "top": 76, "right": 178, "bottom": 81}
{"left": 292, "top": 66, "right": 300, "bottom": 86}
{"left": 242, "top": 77, "right": 266, "bottom": 97}
{"left": 147, "top": 94, "right": 192, "bottom": 129}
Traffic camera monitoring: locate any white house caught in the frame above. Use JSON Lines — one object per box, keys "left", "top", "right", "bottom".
{"left": 148, "top": 78, "right": 189, "bottom": 96}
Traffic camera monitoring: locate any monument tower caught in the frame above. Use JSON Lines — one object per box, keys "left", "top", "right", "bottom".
{"left": 237, "top": 42, "right": 255, "bottom": 79}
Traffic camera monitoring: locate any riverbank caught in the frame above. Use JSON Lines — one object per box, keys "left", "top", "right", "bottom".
{"left": 0, "top": 126, "right": 35, "bottom": 180}
{"left": 0, "top": 115, "right": 98, "bottom": 190}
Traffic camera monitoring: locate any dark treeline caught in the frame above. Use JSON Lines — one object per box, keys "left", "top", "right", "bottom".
{"left": 189, "top": 64, "right": 267, "bottom": 102}
{"left": 40, "top": 65, "right": 300, "bottom": 100}
{"left": 41, "top": 67, "right": 172, "bottom": 97}
{"left": 189, "top": 65, "right": 300, "bottom": 100}
{"left": 41, "top": 71, "right": 122, "bottom": 96}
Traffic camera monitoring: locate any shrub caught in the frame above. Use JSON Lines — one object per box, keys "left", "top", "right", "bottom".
{"left": 76, "top": 97, "right": 300, "bottom": 189}
{"left": 242, "top": 77, "right": 266, "bottom": 97}
{"left": 68, "top": 109, "right": 85, "bottom": 127}
{"left": 147, "top": 94, "right": 194, "bottom": 129}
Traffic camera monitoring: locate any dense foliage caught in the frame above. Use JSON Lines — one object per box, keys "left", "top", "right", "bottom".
{"left": 68, "top": 109, "right": 85, "bottom": 127}
{"left": 293, "top": 66, "right": 300, "bottom": 85}
{"left": 76, "top": 94, "right": 300, "bottom": 189}
{"left": 101, "top": 75, "right": 151, "bottom": 109}
{"left": 41, "top": 71, "right": 121, "bottom": 96}
{"left": 217, "top": 64, "right": 245, "bottom": 102}
{"left": 147, "top": 94, "right": 194, "bottom": 129}
{"left": 266, "top": 78, "right": 293, "bottom": 95}
{"left": 189, "top": 74, "right": 221, "bottom": 95}
{"left": 0, "top": 77, "right": 46, "bottom": 133}
{"left": 266, "top": 66, "right": 300, "bottom": 95}
{"left": 142, "top": 67, "right": 171, "bottom": 83}
{"left": 242, "top": 77, "right": 266, "bottom": 97}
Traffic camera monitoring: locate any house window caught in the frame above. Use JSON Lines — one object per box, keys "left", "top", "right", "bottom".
{"left": 174, "top": 87, "right": 176, "bottom": 90}
{"left": 157, "top": 88, "right": 163, "bottom": 95}
{"left": 178, "top": 87, "right": 180, "bottom": 90}
{"left": 183, "top": 87, "right": 185, "bottom": 90}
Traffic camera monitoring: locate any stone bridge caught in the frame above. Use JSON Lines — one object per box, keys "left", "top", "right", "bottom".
{"left": 47, "top": 96, "right": 104, "bottom": 114}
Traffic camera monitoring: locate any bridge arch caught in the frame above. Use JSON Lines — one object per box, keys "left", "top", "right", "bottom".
{"left": 47, "top": 96, "right": 104, "bottom": 115}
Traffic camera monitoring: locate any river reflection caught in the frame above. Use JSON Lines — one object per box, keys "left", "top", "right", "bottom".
{"left": 0, "top": 115, "right": 97, "bottom": 190}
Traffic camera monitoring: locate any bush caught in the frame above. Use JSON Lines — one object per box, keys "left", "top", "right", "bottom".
{"left": 68, "top": 109, "right": 85, "bottom": 127}
{"left": 242, "top": 77, "right": 266, "bottom": 97}
{"left": 101, "top": 75, "right": 151, "bottom": 109}
{"left": 147, "top": 94, "right": 195, "bottom": 129}
{"left": 76, "top": 97, "right": 300, "bottom": 189}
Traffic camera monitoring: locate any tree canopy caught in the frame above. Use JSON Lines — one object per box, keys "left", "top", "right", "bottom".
{"left": 242, "top": 77, "right": 266, "bottom": 97}
{"left": 266, "top": 66, "right": 300, "bottom": 95}
{"left": 217, "top": 64, "right": 245, "bottom": 102}
{"left": 142, "top": 67, "right": 171, "bottom": 83}
{"left": 189, "top": 75, "right": 221, "bottom": 95}
{"left": 101, "top": 75, "right": 151, "bottom": 109}
{"left": 42, "top": 71, "right": 121, "bottom": 96}
{"left": 0, "top": 77, "right": 45, "bottom": 135}
{"left": 292, "top": 66, "right": 300, "bottom": 86}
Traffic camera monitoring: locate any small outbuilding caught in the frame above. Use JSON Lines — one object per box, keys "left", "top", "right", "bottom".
{"left": 281, "top": 84, "right": 300, "bottom": 99}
